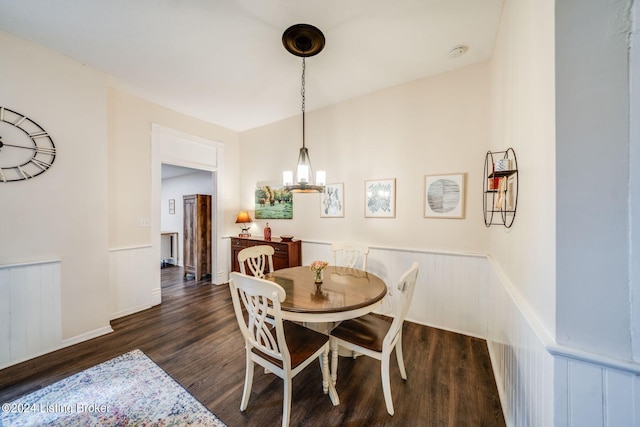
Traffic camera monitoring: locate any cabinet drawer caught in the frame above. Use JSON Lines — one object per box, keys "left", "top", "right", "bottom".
{"left": 231, "top": 238, "right": 255, "bottom": 249}
{"left": 270, "top": 243, "right": 288, "bottom": 256}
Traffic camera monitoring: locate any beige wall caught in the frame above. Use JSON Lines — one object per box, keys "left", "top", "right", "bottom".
{"left": 108, "top": 88, "right": 241, "bottom": 248}
{"left": 0, "top": 31, "right": 110, "bottom": 339}
{"left": 488, "top": 0, "right": 557, "bottom": 338}
{"left": 0, "top": 30, "right": 243, "bottom": 342}
{"left": 239, "top": 62, "right": 491, "bottom": 253}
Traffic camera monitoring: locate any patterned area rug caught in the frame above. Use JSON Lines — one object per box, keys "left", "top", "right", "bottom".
{"left": 0, "top": 349, "right": 226, "bottom": 427}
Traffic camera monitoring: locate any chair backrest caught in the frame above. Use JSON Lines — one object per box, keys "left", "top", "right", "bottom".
{"left": 383, "top": 262, "right": 419, "bottom": 348}
{"left": 331, "top": 242, "right": 369, "bottom": 270}
{"left": 229, "top": 272, "right": 290, "bottom": 367}
{"left": 238, "top": 245, "right": 275, "bottom": 278}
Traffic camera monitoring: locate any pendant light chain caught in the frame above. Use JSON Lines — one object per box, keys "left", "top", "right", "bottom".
{"left": 301, "top": 57, "right": 306, "bottom": 149}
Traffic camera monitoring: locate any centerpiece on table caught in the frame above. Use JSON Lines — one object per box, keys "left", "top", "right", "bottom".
{"left": 310, "top": 260, "right": 329, "bottom": 284}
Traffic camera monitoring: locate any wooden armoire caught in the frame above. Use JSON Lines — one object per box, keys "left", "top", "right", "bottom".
{"left": 183, "top": 194, "right": 211, "bottom": 279}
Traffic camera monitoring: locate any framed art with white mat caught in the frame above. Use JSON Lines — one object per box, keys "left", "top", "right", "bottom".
{"left": 424, "top": 173, "right": 466, "bottom": 219}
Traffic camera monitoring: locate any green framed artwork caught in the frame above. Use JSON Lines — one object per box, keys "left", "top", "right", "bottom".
{"left": 255, "top": 183, "right": 293, "bottom": 219}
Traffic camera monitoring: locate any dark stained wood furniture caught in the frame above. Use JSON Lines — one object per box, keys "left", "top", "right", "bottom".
{"left": 231, "top": 236, "right": 301, "bottom": 273}
{"left": 183, "top": 194, "right": 211, "bottom": 279}
{"left": 0, "top": 266, "right": 506, "bottom": 427}
{"left": 265, "top": 266, "right": 387, "bottom": 323}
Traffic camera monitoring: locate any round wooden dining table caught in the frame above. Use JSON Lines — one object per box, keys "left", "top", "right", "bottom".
{"left": 263, "top": 265, "right": 387, "bottom": 407}
{"left": 264, "top": 265, "right": 388, "bottom": 323}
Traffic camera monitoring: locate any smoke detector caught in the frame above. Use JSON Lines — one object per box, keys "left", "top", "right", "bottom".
{"left": 448, "top": 45, "right": 469, "bottom": 58}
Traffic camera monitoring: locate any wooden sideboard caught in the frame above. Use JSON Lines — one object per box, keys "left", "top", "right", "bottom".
{"left": 231, "top": 236, "right": 301, "bottom": 273}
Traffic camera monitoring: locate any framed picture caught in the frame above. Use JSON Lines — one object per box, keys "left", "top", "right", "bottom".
{"left": 365, "top": 178, "right": 396, "bottom": 218}
{"left": 320, "top": 183, "right": 344, "bottom": 218}
{"left": 168, "top": 199, "right": 175, "bottom": 214}
{"left": 424, "top": 173, "right": 466, "bottom": 219}
{"left": 255, "top": 182, "right": 293, "bottom": 219}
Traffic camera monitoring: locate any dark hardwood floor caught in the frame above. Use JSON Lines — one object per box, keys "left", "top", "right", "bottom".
{"left": 0, "top": 266, "right": 505, "bottom": 426}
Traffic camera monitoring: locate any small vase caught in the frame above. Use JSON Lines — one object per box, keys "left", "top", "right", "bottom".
{"left": 314, "top": 269, "right": 323, "bottom": 284}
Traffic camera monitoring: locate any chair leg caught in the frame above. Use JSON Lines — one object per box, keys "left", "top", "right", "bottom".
{"left": 240, "top": 355, "right": 254, "bottom": 411}
{"left": 282, "top": 377, "right": 292, "bottom": 427}
{"left": 330, "top": 337, "right": 339, "bottom": 386}
{"left": 395, "top": 334, "right": 407, "bottom": 380}
{"left": 381, "top": 354, "right": 394, "bottom": 416}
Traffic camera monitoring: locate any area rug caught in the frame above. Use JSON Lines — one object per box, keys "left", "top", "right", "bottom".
{"left": 0, "top": 349, "right": 226, "bottom": 427}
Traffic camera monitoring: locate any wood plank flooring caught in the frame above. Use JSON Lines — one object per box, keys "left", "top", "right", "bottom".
{"left": 0, "top": 266, "right": 505, "bottom": 426}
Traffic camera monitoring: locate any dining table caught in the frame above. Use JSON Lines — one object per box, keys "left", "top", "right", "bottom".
{"left": 264, "top": 265, "right": 388, "bottom": 323}
{"left": 264, "top": 265, "right": 388, "bottom": 406}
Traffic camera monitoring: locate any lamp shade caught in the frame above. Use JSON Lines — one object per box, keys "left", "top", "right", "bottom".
{"left": 235, "top": 211, "right": 252, "bottom": 224}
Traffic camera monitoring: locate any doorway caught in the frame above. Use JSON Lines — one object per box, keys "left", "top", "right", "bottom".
{"left": 160, "top": 164, "right": 213, "bottom": 276}
{"left": 151, "top": 124, "right": 223, "bottom": 305}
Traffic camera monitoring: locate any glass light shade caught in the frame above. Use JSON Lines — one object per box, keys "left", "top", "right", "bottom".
{"left": 297, "top": 165, "right": 309, "bottom": 183}
{"left": 296, "top": 147, "right": 311, "bottom": 184}
{"left": 283, "top": 171, "right": 293, "bottom": 186}
{"left": 283, "top": 146, "right": 326, "bottom": 192}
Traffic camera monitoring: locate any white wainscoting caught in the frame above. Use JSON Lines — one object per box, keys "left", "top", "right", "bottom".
{"left": 554, "top": 358, "right": 640, "bottom": 427}
{"left": 303, "top": 241, "right": 640, "bottom": 427}
{"left": 0, "top": 260, "right": 62, "bottom": 370}
{"left": 302, "top": 241, "right": 489, "bottom": 338}
{"left": 486, "top": 257, "right": 640, "bottom": 427}
{"left": 485, "top": 258, "right": 555, "bottom": 427}
{"left": 109, "top": 245, "right": 159, "bottom": 320}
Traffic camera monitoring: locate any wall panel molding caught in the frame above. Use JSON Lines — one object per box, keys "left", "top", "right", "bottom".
{"left": 302, "top": 241, "right": 640, "bottom": 426}
{"left": 109, "top": 246, "right": 158, "bottom": 320}
{"left": 0, "top": 260, "right": 63, "bottom": 370}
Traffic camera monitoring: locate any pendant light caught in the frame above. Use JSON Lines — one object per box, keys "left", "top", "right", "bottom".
{"left": 282, "top": 24, "right": 326, "bottom": 193}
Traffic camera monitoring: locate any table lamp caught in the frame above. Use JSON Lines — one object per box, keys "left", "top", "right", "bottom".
{"left": 235, "top": 211, "right": 252, "bottom": 237}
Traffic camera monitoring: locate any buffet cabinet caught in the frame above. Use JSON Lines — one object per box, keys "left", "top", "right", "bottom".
{"left": 230, "top": 236, "right": 301, "bottom": 273}
{"left": 183, "top": 194, "right": 211, "bottom": 279}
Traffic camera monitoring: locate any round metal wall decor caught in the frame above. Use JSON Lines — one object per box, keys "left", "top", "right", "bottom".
{"left": 0, "top": 106, "right": 56, "bottom": 182}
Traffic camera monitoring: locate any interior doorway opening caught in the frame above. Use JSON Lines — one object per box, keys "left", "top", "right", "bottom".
{"left": 151, "top": 124, "right": 223, "bottom": 306}
{"left": 160, "top": 164, "right": 214, "bottom": 282}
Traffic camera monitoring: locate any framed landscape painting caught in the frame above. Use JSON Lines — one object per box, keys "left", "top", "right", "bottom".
{"left": 365, "top": 178, "right": 396, "bottom": 218}
{"left": 320, "top": 183, "right": 344, "bottom": 218}
{"left": 424, "top": 173, "right": 466, "bottom": 219}
{"left": 255, "top": 183, "right": 293, "bottom": 219}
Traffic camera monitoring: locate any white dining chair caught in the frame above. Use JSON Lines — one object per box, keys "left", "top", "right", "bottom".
{"left": 238, "top": 245, "right": 275, "bottom": 278}
{"left": 331, "top": 241, "right": 394, "bottom": 316}
{"left": 229, "top": 272, "right": 337, "bottom": 427}
{"left": 329, "top": 261, "right": 419, "bottom": 416}
{"left": 331, "top": 242, "right": 369, "bottom": 271}
{"left": 238, "top": 245, "right": 277, "bottom": 326}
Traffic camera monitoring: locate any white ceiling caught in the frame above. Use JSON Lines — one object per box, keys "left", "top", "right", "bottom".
{"left": 0, "top": 0, "right": 504, "bottom": 132}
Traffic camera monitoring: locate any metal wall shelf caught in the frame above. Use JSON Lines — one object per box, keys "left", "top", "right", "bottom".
{"left": 483, "top": 148, "right": 518, "bottom": 228}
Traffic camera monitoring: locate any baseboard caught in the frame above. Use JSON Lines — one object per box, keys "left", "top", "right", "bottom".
{"left": 486, "top": 341, "right": 512, "bottom": 427}
{"left": 151, "top": 287, "right": 162, "bottom": 305}
{"left": 214, "top": 271, "right": 227, "bottom": 285}
{"left": 404, "top": 316, "right": 486, "bottom": 341}
{"left": 110, "top": 303, "right": 154, "bottom": 321}
{"left": 0, "top": 325, "right": 115, "bottom": 370}
{"left": 62, "top": 325, "right": 114, "bottom": 347}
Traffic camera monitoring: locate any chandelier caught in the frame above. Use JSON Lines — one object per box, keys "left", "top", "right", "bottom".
{"left": 281, "top": 24, "right": 326, "bottom": 193}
